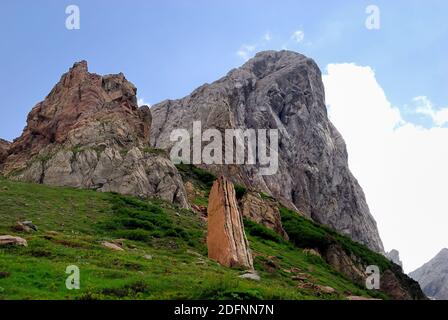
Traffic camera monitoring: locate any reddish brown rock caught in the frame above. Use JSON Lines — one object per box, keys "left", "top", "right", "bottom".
{"left": 0, "top": 139, "right": 10, "bottom": 165}
{"left": 381, "top": 270, "right": 412, "bottom": 300}
{"left": 239, "top": 191, "right": 289, "bottom": 240}
{"left": 207, "top": 177, "right": 253, "bottom": 269}
{"left": 1, "top": 61, "right": 188, "bottom": 207}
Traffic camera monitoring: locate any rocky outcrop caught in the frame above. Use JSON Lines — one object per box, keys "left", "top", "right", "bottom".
{"left": 410, "top": 248, "right": 448, "bottom": 300}
{"left": 386, "top": 249, "right": 403, "bottom": 269}
{"left": 1, "top": 61, "right": 188, "bottom": 207}
{"left": 323, "top": 244, "right": 366, "bottom": 283}
{"left": 239, "top": 191, "right": 288, "bottom": 240}
{"left": 207, "top": 176, "right": 253, "bottom": 269}
{"left": 380, "top": 270, "right": 412, "bottom": 300}
{"left": 150, "top": 50, "right": 384, "bottom": 252}
{"left": 321, "top": 244, "right": 426, "bottom": 300}
{"left": 0, "top": 139, "right": 10, "bottom": 166}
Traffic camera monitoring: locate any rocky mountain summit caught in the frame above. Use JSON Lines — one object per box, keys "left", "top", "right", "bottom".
{"left": 0, "top": 61, "right": 188, "bottom": 207}
{"left": 150, "top": 50, "right": 384, "bottom": 252}
{"left": 410, "top": 249, "right": 448, "bottom": 300}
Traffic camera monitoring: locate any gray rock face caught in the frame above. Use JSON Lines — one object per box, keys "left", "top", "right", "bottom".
{"left": 1, "top": 61, "right": 188, "bottom": 207}
{"left": 386, "top": 249, "right": 403, "bottom": 268}
{"left": 410, "top": 248, "right": 448, "bottom": 300}
{"left": 150, "top": 50, "right": 384, "bottom": 252}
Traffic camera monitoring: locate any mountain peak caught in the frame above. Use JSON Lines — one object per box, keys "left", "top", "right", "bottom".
{"left": 150, "top": 49, "right": 384, "bottom": 253}
{"left": 239, "top": 50, "right": 316, "bottom": 80}
{"left": 436, "top": 248, "right": 448, "bottom": 258}
{"left": 410, "top": 248, "right": 448, "bottom": 299}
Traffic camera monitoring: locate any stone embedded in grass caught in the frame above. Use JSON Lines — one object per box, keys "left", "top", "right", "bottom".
{"left": 303, "top": 248, "right": 322, "bottom": 258}
{"left": 0, "top": 235, "right": 28, "bottom": 247}
{"left": 14, "top": 221, "right": 38, "bottom": 233}
{"left": 239, "top": 271, "right": 261, "bottom": 281}
{"left": 101, "top": 241, "right": 124, "bottom": 251}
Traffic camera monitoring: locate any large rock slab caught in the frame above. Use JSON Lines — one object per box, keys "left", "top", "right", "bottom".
{"left": 207, "top": 176, "right": 253, "bottom": 269}
{"left": 1, "top": 61, "right": 188, "bottom": 207}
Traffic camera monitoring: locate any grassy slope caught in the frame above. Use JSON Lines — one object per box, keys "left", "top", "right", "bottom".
{"left": 0, "top": 177, "right": 385, "bottom": 300}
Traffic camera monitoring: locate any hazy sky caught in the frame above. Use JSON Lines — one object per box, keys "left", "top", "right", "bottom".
{"left": 0, "top": 0, "right": 447, "bottom": 272}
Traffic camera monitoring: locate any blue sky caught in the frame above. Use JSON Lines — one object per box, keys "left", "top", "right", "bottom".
{"left": 0, "top": 0, "right": 447, "bottom": 141}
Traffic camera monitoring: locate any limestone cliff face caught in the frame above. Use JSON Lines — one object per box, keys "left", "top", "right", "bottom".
{"left": 150, "top": 50, "right": 384, "bottom": 252}
{"left": 410, "top": 248, "right": 448, "bottom": 300}
{"left": 207, "top": 176, "right": 253, "bottom": 269}
{"left": 1, "top": 61, "right": 188, "bottom": 207}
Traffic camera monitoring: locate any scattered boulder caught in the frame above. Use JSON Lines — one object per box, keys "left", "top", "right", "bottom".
{"left": 317, "top": 285, "right": 336, "bottom": 294}
{"left": 303, "top": 248, "right": 322, "bottom": 258}
{"left": 143, "top": 254, "right": 153, "bottom": 260}
{"left": 296, "top": 282, "right": 336, "bottom": 295}
{"left": 239, "top": 271, "right": 260, "bottom": 281}
{"left": 207, "top": 176, "right": 253, "bottom": 269}
{"left": 14, "top": 221, "right": 38, "bottom": 233}
{"left": 101, "top": 241, "right": 124, "bottom": 251}
{"left": 0, "top": 235, "right": 28, "bottom": 247}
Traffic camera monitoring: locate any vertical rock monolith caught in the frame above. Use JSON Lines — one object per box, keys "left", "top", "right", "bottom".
{"left": 207, "top": 176, "right": 253, "bottom": 269}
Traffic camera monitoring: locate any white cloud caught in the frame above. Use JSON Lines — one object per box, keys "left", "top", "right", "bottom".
{"left": 323, "top": 63, "right": 448, "bottom": 273}
{"left": 137, "top": 98, "right": 150, "bottom": 107}
{"left": 264, "top": 32, "right": 272, "bottom": 42}
{"left": 236, "top": 44, "right": 256, "bottom": 61}
{"left": 291, "top": 30, "right": 305, "bottom": 43}
{"left": 413, "top": 96, "right": 448, "bottom": 127}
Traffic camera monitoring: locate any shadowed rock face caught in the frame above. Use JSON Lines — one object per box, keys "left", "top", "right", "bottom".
{"left": 0, "top": 139, "right": 10, "bottom": 165}
{"left": 1, "top": 61, "right": 189, "bottom": 207}
{"left": 239, "top": 191, "right": 289, "bottom": 240}
{"left": 207, "top": 176, "right": 253, "bottom": 269}
{"left": 410, "top": 248, "right": 448, "bottom": 300}
{"left": 150, "top": 50, "right": 384, "bottom": 252}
